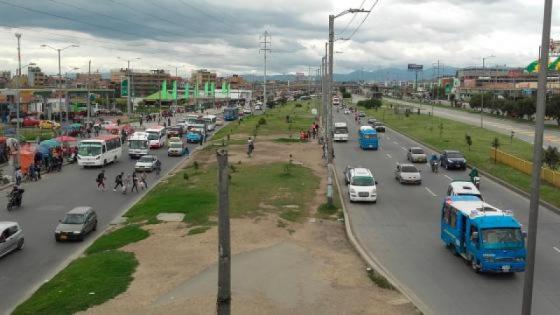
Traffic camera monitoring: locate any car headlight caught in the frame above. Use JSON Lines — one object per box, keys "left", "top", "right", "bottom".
{"left": 96, "top": 156, "right": 101, "bottom": 160}
{"left": 55, "top": 231, "right": 61, "bottom": 234}
{"left": 350, "top": 189, "right": 356, "bottom": 194}
{"left": 73, "top": 231, "right": 81, "bottom": 234}
{"left": 448, "top": 159, "right": 452, "bottom": 163}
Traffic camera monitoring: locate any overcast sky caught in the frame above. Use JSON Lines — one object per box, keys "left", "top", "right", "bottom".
{"left": 0, "top": 0, "right": 558, "bottom": 77}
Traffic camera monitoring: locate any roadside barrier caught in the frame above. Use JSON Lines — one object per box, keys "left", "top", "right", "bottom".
{"left": 490, "top": 148, "right": 560, "bottom": 188}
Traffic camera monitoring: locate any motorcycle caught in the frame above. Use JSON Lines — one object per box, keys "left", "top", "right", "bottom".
{"left": 67, "top": 152, "right": 77, "bottom": 164}
{"left": 7, "top": 188, "right": 24, "bottom": 211}
{"left": 431, "top": 161, "right": 439, "bottom": 173}
{"left": 471, "top": 176, "right": 480, "bottom": 189}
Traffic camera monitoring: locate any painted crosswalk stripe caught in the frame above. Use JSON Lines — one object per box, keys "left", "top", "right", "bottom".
{"left": 386, "top": 154, "right": 392, "bottom": 158}
{"left": 444, "top": 175, "right": 453, "bottom": 181}
{"left": 553, "top": 246, "right": 560, "bottom": 254}
{"left": 425, "top": 187, "right": 437, "bottom": 197}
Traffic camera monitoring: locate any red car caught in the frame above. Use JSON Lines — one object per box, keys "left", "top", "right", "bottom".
{"left": 22, "top": 116, "right": 40, "bottom": 127}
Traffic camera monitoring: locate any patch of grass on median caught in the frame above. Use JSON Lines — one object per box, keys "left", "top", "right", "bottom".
{"left": 361, "top": 103, "right": 560, "bottom": 208}
{"left": 125, "top": 162, "right": 319, "bottom": 225}
{"left": 13, "top": 250, "right": 138, "bottom": 315}
{"left": 86, "top": 224, "right": 149, "bottom": 255}
{"left": 187, "top": 226, "right": 212, "bottom": 235}
{"left": 367, "top": 267, "right": 396, "bottom": 291}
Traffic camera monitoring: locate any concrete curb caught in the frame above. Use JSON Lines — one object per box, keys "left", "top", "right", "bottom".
{"left": 330, "top": 164, "right": 431, "bottom": 315}
{"left": 382, "top": 125, "right": 560, "bottom": 216}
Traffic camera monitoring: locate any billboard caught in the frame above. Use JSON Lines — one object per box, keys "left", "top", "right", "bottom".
{"left": 408, "top": 64, "right": 423, "bottom": 71}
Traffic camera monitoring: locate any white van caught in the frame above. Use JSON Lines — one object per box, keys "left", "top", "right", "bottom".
{"left": 344, "top": 167, "right": 377, "bottom": 203}
{"left": 128, "top": 132, "right": 150, "bottom": 158}
{"left": 145, "top": 126, "right": 166, "bottom": 148}
{"left": 334, "top": 122, "right": 349, "bottom": 142}
{"left": 203, "top": 115, "right": 217, "bottom": 131}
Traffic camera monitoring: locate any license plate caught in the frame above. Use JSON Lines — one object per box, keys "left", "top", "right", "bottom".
{"left": 60, "top": 235, "right": 67, "bottom": 240}
{"left": 502, "top": 265, "right": 511, "bottom": 272}
{"left": 369, "top": 145, "right": 373, "bottom": 148}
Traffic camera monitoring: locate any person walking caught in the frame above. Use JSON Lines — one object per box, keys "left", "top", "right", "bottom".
{"left": 96, "top": 170, "right": 106, "bottom": 191}
{"left": 14, "top": 167, "right": 22, "bottom": 186}
{"left": 113, "top": 172, "right": 124, "bottom": 191}
{"left": 247, "top": 137, "right": 254, "bottom": 157}
{"left": 131, "top": 171, "right": 139, "bottom": 193}
{"left": 122, "top": 174, "right": 131, "bottom": 194}
{"left": 139, "top": 116, "right": 143, "bottom": 127}
{"left": 140, "top": 172, "right": 148, "bottom": 190}
{"left": 167, "top": 117, "right": 171, "bottom": 127}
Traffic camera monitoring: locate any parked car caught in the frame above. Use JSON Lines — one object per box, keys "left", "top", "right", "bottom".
{"left": 440, "top": 150, "right": 467, "bottom": 170}
{"left": 39, "top": 120, "right": 61, "bottom": 129}
{"left": 0, "top": 222, "right": 24, "bottom": 258}
{"left": 22, "top": 116, "right": 41, "bottom": 127}
{"left": 55, "top": 207, "right": 97, "bottom": 242}
{"left": 135, "top": 155, "right": 159, "bottom": 172}
{"left": 407, "top": 147, "right": 427, "bottom": 163}
{"left": 395, "top": 163, "right": 422, "bottom": 184}
{"left": 373, "top": 122, "right": 385, "bottom": 132}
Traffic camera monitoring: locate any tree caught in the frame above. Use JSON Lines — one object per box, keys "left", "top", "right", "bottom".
{"left": 465, "top": 134, "right": 472, "bottom": 151}
{"left": 491, "top": 137, "right": 500, "bottom": 163}
{"left": 357, "top": 99, "right": 382, "bottom": 110}
{"left": 546, "top": 95, "right": 560, "bottom": 126}
{"left": 543, "top": 146, "right": 560, "bottom": 170}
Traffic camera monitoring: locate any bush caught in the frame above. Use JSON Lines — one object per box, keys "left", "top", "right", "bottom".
{"left": 357, "top": 99, "right": 382, "bottom": 110}
{"left": 258, "top": 117, "right": 267, "bottom": 125}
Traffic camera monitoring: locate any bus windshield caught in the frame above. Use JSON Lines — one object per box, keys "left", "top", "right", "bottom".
{"left": 481, "top": 228, "right": 524, "bottom": 250}
{"left": 129, "top": 140, "right": 148, "bottom": 149}
{"left": 78, "top": 142, "right": 102, "bottom": 156}
{"left": 147, "top": 132, "right": 159, "bottom": 140}
{"left": 335, "top": 127, "right": 348, "bottom": 134}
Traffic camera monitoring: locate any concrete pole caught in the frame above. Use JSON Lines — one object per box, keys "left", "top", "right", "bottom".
{"left": 15, "top": 33, "right": 22, "bottom": 171}
{"left": 127, "top": 60, "right": 131, "bottom": 116}
{"left": 327, "top": 15, "right": 335, "bottom": 207}
{"left": 87, "top": 60, "right": 91, "bottom": 122}
{"left": 216, "top": 149, "right": 231, "bottom": 315}
{"left": 481, "top": 58, "right": 485, "bottom": 128}
{"left": 522, "top": 1, "right": 553, "bottom": 313}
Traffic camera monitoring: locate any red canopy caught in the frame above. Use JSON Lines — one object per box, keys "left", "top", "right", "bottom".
{"left": 55, "top": 136, "right": 77, "bottom": 142}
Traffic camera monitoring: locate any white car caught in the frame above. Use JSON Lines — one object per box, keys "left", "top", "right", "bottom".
{"left": 446, "top": 181, "right": 483, "bottom": 200}
{"left": 344, "top": 109, "right": 350, "bottom": 115}
{"left": 254, "top": 105, "right": 262, "bottom": 111}
{"left": 0, "top": 222, "right": 24, "bottom": 258}
{"left": 243, "top": 108, "right": 252, "bottom": 115}
{"left": 134, "top": 155, "right": 159, "bottom": 172}
{"left": 344, "top": 166, "right": 377, "bottom": 203}
{"left": 395, "top": 163, "right": 422, "bottom": 184}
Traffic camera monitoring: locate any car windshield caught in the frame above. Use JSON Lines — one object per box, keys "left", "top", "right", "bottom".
{"left": 447, "top": 152, "right": 463, "bottom": 158}
{"left": 147, "top": 132, "right": 159, "bottom": 140}
{"left": 62, "top": 213, "right": 85, "bottom": 224}
{"left": 334, "top": 127, "right": 348, "bottom": 134}
{"left": 401, "top": 166, "right": 418, "bottom": 173}
{"left": 411, "top": 148, "right": 424, "bottom": 154}
{"left": 78, "top": 143, "right": 102, "bottom": 156}
{"left": 169, "top": 142, "right": 183, "bottom": 148}
{"left": 351, "top": 176, "right": 374, "bottom": 186}
{"left": 129, "top": 140, "right": 148, "bottom": 149}
{"left": 481, "top": 228, "right": 524, "bottom": 250}
{"left": 139, "top": 156, "right": 155, "bottom": 163}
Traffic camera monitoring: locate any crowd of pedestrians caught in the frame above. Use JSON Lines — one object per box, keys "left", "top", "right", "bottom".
{"left": 96, "top": 164, "right": 159, "bottom": 195}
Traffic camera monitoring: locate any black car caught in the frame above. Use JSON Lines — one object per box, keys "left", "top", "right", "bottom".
{"left": 166, "top": 126, "right": 184, "bottom": 137}
{"left": 440, "top": 150, "right": 467, "bottom": 170}
{"left": 367, "top": 118, "right": 377, "bottom": 125}
{"left": 373, "top": 122, "right": 385, "bottom": 132}
{"left": 358, "top": 112, "right": 366, "bottom": 117}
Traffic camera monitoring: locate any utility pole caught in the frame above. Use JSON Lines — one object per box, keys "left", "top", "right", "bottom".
{"left": 87, "top": 60, "right": 91, "bottom": 122}
{"left": 260, "top": 31, "right": 271, "bottom": 111}
{"left": 308, "top": 65, "right": 312, "bottom": 95}
{"left": 216, "top": 149, "right": 231, "bottom": 315}
{"left": 480, "top": 55, "right": 495, "bottom": 128}
{"left": 522, "top": 1, "right": 553, "bottom": 313}
{"left": 15, "top": 33, "right": 22, "bottom": 171}
{"left": 127, "top": 60, "right": 131, "bottom": 116}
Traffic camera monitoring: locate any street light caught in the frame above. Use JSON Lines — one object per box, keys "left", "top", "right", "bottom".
{"left": 41, "top": 44, "right": 79, "bottom": 124}
{"left": 480, "top": 54, "right": 495, "bottom": 128}
{"left": 117, "top": 57, "right": 141, "bottom": 115}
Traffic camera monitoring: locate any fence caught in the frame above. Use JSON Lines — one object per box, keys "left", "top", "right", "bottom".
{"left": 490, "top": 148, "right": 560, "bottom": 188}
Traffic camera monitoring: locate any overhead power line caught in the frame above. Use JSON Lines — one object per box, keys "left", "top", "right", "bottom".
{"left": 344, "top": 0, "right": 380, "bottom": 41}
{"left": 338, "top": 0, "right": 366, "bottom": 35}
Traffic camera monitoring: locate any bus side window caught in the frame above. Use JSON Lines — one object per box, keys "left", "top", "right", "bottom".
{"left": 442, "top": 204, "right": 451, "bottom": 225}
{"left": 450, "top": 207, "right": 457, "bottom": 228}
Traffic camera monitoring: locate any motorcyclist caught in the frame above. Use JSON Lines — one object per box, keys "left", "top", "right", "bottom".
{"left": 9, "top": 185, "right": 24, "bottom": 207}
{"left": 430, "top": 154, "right": 439, "bottom": 172}
{"left": 469, "top": 167, "right": 479, "bottom": 183}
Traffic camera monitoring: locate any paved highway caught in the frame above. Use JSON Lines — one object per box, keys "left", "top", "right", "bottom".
{"left": 333, "top": 110, "right": 560, "bottom": 314}
{"left": 353, "top": 94, "right": 560, "bottom": 149}
{"left": 0, "top": 113, "right": 225, "bottom": 314}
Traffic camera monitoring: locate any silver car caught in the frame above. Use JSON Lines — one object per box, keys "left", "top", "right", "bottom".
{"left": 55, "top": 207, "right": 97, "bottom": 242}
{"left": 395, "top": 163, "right": 422, "bottom": 184}
{"left": 407, "top": 147, "right": 427, "bottom": 163}
{"left": 135, "top": 155, "right": 158, "bottom": 172}
{"left": 0, "top": 222, "right": 24, "bottom": 258}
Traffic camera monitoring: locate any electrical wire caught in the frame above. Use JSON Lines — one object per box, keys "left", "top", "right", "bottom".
{"left": 344, "top": 0, "right": 380, "bottom": 41}
{"left": 338, "top": 0, "right": 366, "bottom": 36}
{"left": 178, "top": 0, "right": 236, "bottom": 29}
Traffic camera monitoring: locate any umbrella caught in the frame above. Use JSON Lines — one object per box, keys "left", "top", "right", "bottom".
{"left": 55, "top": 136, "right": 77, "bottom": 142}
{"left": 39, "top": 139, "right": 61, "bottom": 149}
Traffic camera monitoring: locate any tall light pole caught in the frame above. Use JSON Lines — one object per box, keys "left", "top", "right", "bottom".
{"left": 13, "top": 61, "right": 36, "bottom": 172}
{"left": 260, "top": 31, "right": 271, "bottom": 112}
{"left": 41, "top": 44, "right": 79, "bottom": 124}
{"left": 480, "top": 55, "right": 495, "bottom": 128}
{"left": 117, "top": 57, "right": 141, "bottom": 116}
{"left": 522, "top": 1, "right": 553, "bottom": 313}
{"left": 167, "top": 65, "right": 180, "bottom": 106}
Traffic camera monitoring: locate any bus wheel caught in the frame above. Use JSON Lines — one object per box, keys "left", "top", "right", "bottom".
{"left": 103, "top": 159, "right": 107, "bottom": 167}
{"left": 471, "top": 260, "right": 480, "bottom": 273}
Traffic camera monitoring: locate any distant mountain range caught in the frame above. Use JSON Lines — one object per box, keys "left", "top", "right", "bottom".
{"left": 244, "top": 66, "right": 458, "bottom": 83}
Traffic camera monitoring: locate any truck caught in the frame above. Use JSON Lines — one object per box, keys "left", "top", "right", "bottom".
{"left": 440, "top": 195, "right": 526, "bottom": 273}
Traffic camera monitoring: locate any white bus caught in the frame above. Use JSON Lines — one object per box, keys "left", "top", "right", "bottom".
{"left": 334, "top": 122, "right": 349, "bottom": 141}
{"left": 145, "top": 126, "right": 166, "bottom": 148}
{"left": 77, "top": 135, "right": 122, "bottom": 167}
{"left": 128, "top": 132, "right": 149, "bottom": 158}
{"left": 203, "top": 115, "right": 217, "bottom": 131}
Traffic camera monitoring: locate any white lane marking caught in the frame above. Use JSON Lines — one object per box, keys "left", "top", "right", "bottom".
{"left": 553, "top": 246, "right": 560, "bottom": 254}
{"left": 425, "top": 187, "right": 437, "bottom": 197}
{"left": 444, "top": 175, "right": 453, "bottom": 181}
{"left": 401, "top": 146, "right": 407, "bottom": 151}
{"left": 386, "top": 136, "right": 391, "bottom": 140}
{"left": 386, "top": 154, "right": 392, "bottom": 158}
{"left": 393, "top": 141, "right": 399, "bottom": 145}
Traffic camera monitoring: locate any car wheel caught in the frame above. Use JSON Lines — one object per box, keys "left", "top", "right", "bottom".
{"left": 17, "top": 238, "right": 24, "bottom": 250}
{"left": 399, "top": 177, "right": 404, "bottom": 184}
{"left": 471, "top": 259, "right": 480, "bottom": 273}
{"left": 55, "top": 235, "right": 60, "bottom": 242}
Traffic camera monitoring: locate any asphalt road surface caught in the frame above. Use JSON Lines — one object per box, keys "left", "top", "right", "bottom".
{"left": 0, "top": 114, "right": 226, "bottom": 314}
{"left": 333, "top": 110, "right": 560, "bottom": 315}
{"left": 352, "top": 94, "right": 560, "bottom": 149}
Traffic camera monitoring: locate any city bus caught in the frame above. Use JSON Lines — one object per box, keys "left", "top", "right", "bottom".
{"left": 128, "top": 132, "right": 149, "bottom": 158}
{"left": 77, "top": 135, "right": 122, "bottom": 167}
{"left": 358, "top": 126, "right": 378, "bottom": 150}
{"left": 224, "top": 107, "right": 239, "bottom": 121}
{"left": 145, "top": 126, "right": 166, "bottom": 148}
